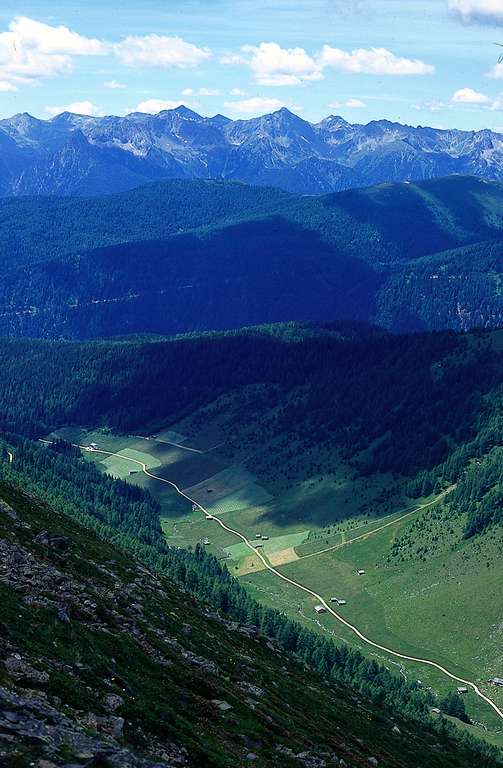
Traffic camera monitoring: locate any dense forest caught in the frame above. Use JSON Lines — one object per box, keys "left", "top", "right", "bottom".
{"left": 0, "top": 323, "right": 500, "bottom": 537}
{"left": 0, "top": 432, "right": 500, "bottom": 767}
{"left": 0, "top": 175, "right": 502, "bottom": 337}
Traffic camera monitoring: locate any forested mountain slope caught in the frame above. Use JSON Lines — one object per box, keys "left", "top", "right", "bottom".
{"left": 0, "top": 451, "right": 500, "bottom": 767}
{"left": 0, "top": 175, "right": 502, "bottom": 337}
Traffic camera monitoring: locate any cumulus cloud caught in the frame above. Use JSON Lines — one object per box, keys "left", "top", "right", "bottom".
{"left": 230, "top": 88, "right": 248, "bottom": 96}
{"left": 132, "top": 99, "right": 185, "bottom": 114}
{"left": 224, "top": 41, "right": 434, "bottom": 85}
{"left": 452, "top": 87, "right": 491, "bottom": 103}
{"left": 242, "top": 42, "right": 322, "bottom": 86}
{"left": 319, "top": 46, "right": 434, "bottom": 75}
{"left": 448, "top": 0, "right": 503, "bottom": 25}
{"left": 415, "top": 87, "right": 500, "bottom": 112}
{"left": 0, "top": 16, "right": 211, "bottom": 91}
{"left": 223, "top": 96, "right": 286, "bottom": 114}
{"left": 113, "top": 35, "right": 210, "bottom": 68}
{"left": 0, "top": 15, "right": 105, "bottom": 89}
{"left": 10, "top": 16, "right": 105, "bottom": 56}
{"left": 45, "top": 100, "right": 104, "bottom": 117}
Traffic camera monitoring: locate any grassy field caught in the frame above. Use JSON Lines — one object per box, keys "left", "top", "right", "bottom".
{"left": 49, "top": 425, "right": 503, "bottom": 742}
{"left": 224, "top": 530, "right": 309, "bottom": 575}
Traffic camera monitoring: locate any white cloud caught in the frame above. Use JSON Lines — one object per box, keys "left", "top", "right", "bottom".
{"left": 427, "top": 100, "right": 450, "bottom": 112}
{"left": 225, "top": 41, "right": 434, "bottom": 86}
{"left": 319, "top": 46, "right": 434, "bottom": 75}
{"left": 45, "top": 100, "right": 103, "bottom": 117}
{"left": 0, "top": 16, "right": 106, "bottom": 89}
{"left": 241, "top": 42, "right": 322, "bottom": 86}
{"left": 0, "top": 17, "right": 211, "bottom": 92}
{"left": 488, "top": 93, "right": 503, "bottom": 110}
{"left": 346, "top": 98, "right": 366, "bottom": 108}
{"left": 199, "top": 87, "right": 219, "bottom": 96}
{"left": 329, "top": 98, "right": 366, "bottom": 108}
{"left": 183, "top": 87, "right": 219, "bottom": 96}
{"left": 10, "top": 16, "right": 104, "bottom": 55}
{"left": 487, "top": 62, "right": 503, "bottom": 79}
{"left": 0, "top": 80, "right": 17, "bottom": 92}
{"left": 230, "top": 88, "right": 248, "bottom": 96}
{"left": 448, "top": 0, "right": 503, "bottom": 25}
{"left": 133, "top": 98, "right": 184, "bottom": 114}
{"left": 104, "top": 79, "right": 126, "bottom": 89}
{"left": 223, "top": 96, "right": 285, "bottom": 115}
{"left": 452, "top": 87, "right": 491, "bottom": 103}
{"left": 219, "top": 53, "right": 247, "bottom": 66}
{"left": 114, "top": 35, "right": 210, "bottom": 68}
{"left": 328, "top": 99, "right": 367, "bottom": 109}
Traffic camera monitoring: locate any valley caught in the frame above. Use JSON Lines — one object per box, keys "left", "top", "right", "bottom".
{"left": 2, "top": 4, "right": 503, "bottom": 766}
{"left": 44, "top": 424, "right": 503, "bottom": 741}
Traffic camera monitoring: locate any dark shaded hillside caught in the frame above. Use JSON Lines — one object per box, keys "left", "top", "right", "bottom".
{"left": 0, "top": 218, "right": 381, "bottom": 339}
{"left": 0, "top": 175, "right": 502, "bottom": 337}
{"left": 0, "top": 324, "right": 501, "bottom": 536}
{"left": 376, "top": 239, "right": 503, "bottom": 331}
{"left": 326, "top": 175, "right": 503, "bottom": 264}
{"left": 1, "top": 479, "right": 498, "bottom": 767}
{"left": 0, "top": 180, "right": 293, "bottom": 273}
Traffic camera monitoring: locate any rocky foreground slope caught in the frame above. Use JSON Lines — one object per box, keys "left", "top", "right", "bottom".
{"left": 0, "top": 482, "right": 498, "bottom": 768}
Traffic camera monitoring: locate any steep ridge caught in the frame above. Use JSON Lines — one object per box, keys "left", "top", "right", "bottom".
{"left": 1, "top": 480, "right": 497, "bottom": 768}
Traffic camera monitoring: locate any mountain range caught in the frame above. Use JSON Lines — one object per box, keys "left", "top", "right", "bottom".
{"left": 2, "top": 106, "right": 503, "bottom": 196}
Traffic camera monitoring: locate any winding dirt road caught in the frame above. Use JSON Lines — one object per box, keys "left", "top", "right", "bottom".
{"left": 41, "top": 439, "right": 503, "bottom": 722}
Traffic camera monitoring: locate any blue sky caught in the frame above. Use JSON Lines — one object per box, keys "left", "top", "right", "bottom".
{"left": 2, "top": 0, "right": 503, "bottom": 129}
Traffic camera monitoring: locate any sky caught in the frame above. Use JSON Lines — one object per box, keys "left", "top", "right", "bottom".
{"left": 2, "top": 0, "right": 503, "bottom": 129}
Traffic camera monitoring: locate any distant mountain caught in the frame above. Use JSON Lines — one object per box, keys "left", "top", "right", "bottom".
{"left": 0, "top": 175, "right": 501, "bottom": 338}
{"left": 2, "top": 106, "right": 503, "bottom": 195}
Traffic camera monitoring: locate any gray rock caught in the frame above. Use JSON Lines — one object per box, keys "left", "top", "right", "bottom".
{"left": 104, "top": 694, "right": 124, "bottom": 712}
{"left": 237, "top": 681, "right": 264, "bottom": 698}
{"left": 211, "top": 700, "right": 232, "bottom": 712}
{"left": 4, "top": 656, "right": 50, "bottom": 686}
{"left": 34, "top": 531, "right": 71, "bottom": 551}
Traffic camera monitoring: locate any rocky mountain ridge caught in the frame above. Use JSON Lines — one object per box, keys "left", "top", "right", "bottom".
{"left": 1, "top": 106, "right": 503, "bottom": 195}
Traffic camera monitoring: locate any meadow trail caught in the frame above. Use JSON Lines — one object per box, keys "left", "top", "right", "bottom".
{"left": 298, "top": 489, "right": 454, "bottom": 561}
{"left": 40, "top": 439, "right": 503, "bottom": 723}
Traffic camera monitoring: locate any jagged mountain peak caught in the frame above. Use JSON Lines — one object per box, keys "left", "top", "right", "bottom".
{"left": 170, "top": 104, "right": 202, "bottom": 120}
{"left": 1, "top": 108, "right": 503, "bottom": 195}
